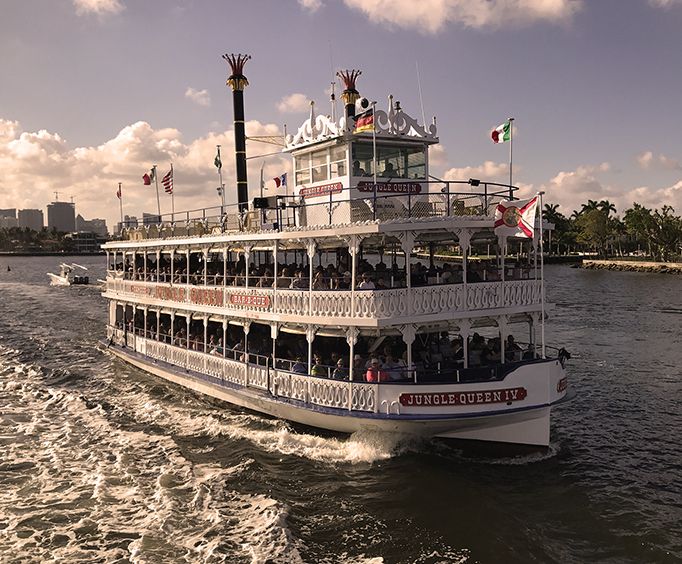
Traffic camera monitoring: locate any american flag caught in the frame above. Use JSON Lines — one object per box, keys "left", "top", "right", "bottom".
{"left": 162, "top": 166, "right": 173, "bottom": 194}
{"left": 116, "top": 184, "right": 122, "bottom": 199}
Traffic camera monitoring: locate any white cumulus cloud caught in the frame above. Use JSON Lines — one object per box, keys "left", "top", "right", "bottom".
{"left": 0, "top": 118, "right": 288, "bottom": 232}
{"left": 636, "top": 150, "right": 680, "bottom": 171}
{"left": 185, "top": 87, "right": 211, "bottom": 107}
{"left": 648, "top": 0, "right": 682, "bottom": 8}
{"left": 299, "top": 0, "right": 323, "bottom": 12}
{"left": 343, "top": 0, "right": 582, "bottom": 33}
{"left": 73, "top": 0, "right": 124, "bottom": 16}
{"left": 277, "top": 93, "right": 311, "bottom": 113}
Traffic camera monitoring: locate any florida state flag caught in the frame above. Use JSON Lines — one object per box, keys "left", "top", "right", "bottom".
{"left": 494, "top": 196, "right": 538, "bottom": 238}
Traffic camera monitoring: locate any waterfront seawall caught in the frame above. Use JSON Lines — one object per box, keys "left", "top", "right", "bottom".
{"left": 582, "top": 260, "right": 682, "bottom": 274}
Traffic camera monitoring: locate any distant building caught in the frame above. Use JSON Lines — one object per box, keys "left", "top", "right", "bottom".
{"left": 0, "top": 216, "right": 18, "bottom": 229}
{"left": 142, "top": 213, "right": 162, "bottom": 226}
{"left": 0, "top": 208, "right": 17, "bottom": 219}
{"left": 18, "top": 209, "right": 44, "bottom": 231}
{"left": 76, "top": 214, "right": 108, "bottom": 237}
{"left": 64, "top": 232, "right": 104, "bottom": 253}
{"left": 116, "top": 215, "right": 138, "bottom": 236}
{"left": 47, "top": 201, "right": 76, "bottom": 233}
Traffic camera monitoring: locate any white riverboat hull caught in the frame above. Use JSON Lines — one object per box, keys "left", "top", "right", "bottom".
{"left": 106, "top": 340, "right": 567, "bottom": 448}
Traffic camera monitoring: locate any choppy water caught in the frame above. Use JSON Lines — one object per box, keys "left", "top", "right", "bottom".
{"left": 0, "top": 256, "right": 680, "bottom": 563}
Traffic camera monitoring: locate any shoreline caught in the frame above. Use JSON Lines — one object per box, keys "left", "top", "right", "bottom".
{"left": 581, "top": 259, "right": 682, "bottom": 274}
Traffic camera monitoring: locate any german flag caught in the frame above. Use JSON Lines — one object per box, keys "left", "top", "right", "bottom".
{"left": 353, "top": 109, "right": 374, "bottom": 134}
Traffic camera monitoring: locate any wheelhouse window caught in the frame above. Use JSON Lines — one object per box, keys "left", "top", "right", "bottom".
{"left": 294, "top": 145, "right": 348, "bottom": 185}
{"left": 352, "top": 142, "right": 426, "bottom": 179}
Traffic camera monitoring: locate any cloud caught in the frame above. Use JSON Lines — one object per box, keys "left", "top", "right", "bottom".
{"left": 342, "top": 0, "right": 582, "bottom": 33}
{"left": 443, "top": 160, "right": 510, "bottom": 182}
{"left": 540, "top": 162, "right": 681, "bottom": 215}
{"left": 73, "top": 0, "right": 124, "bottom": 16}
{"left": 0, "top": 118, "right": 288, "bottom": 232}
{"left": 185, "top": 87, "right": 211, "bottom": 107}
{"left": 648, "top": 0, "right": 682, "bottom": 8}
{"left": 276, "top": 93, "right": 311, "bottom": 113}
{"left": 299, "top": 0, "right": 323, "bottom": 12}
{"left": 636, "top": 150, "right": 681, "bottom": 171}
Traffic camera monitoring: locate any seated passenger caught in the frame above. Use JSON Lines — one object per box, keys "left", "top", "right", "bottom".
{"left": 291, "top": 270, "right": 308, "bottom": 289}
{"left": 381, "top": 162, "right": 398, "bottom": 178}
{"left": 357, "top": 273, "right": 375, "bottom": 290}
{"left": 292, "top": 356, "right": 307, "bottom": 374}
{"left": 332, "top": 359, "right": 349, "bottom": 380}
{"left": 365, "top": 358, "right": 389, "bottom": 382}
{"left": 352, "top": 160, "right": 366, "bottom": 176}
{"left": 311, "top": 355, "right": 327, "bottom": 377}
{"left": 505, "top": 335, "right": 522, "bottom": 361}
{"left": 338, "top": 271, "right": 352, "bottom": 290}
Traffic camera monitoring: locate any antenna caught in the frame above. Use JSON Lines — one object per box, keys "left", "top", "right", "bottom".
{"left": 329, "top": 41, "right": 336, "bottom": 121}
{"left": 416, "top": 60, "right": 426, "bottom": 126}
{"left": 54, "top": 191, "right": 59, "bottom": 202}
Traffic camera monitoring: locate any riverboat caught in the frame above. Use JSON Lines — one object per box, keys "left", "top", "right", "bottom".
{"left": 102, "top": 57, "right": 570, "bottom": 447}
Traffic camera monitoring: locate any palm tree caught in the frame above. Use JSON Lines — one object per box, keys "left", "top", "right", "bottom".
{"left": 598, "top": 200, "right": 617, "bottom": 217}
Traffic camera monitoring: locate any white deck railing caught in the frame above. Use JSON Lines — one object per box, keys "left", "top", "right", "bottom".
{"left": 106, "top": 278, "right": 541, "bottom": 320}
{"left": 113, "top": 336, "right": 376, "bottom": 413}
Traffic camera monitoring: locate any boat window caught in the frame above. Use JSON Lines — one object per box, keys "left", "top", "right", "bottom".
{"left": 352, "top": 142, "right": 426, "bottom": 179}
{"left": 330, "top": 146, "right": 346, "bottom": 178}
{"left": 311, "top": 150, "right": 328, "bottom": 183}
{"left": 295, "top": 154, "right": 310, "bottom": 185}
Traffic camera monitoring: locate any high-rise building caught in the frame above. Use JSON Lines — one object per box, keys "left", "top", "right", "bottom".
{"left": 47, "top": 201, "right": 76, "bottom": 233}
{"left": 0, "top": 208, "right": 17, "bottom": 219}
{"left": 76, "top": 214, "right": 108, "bottom": 237}
{"left": 142, "top": 213, "right": 162, "bottom": 225}
{"left": 18, "top": 209, "right": 44, "bottom": 231}
{"left": 0, "top": 216, "right": 18, "bottom": 229}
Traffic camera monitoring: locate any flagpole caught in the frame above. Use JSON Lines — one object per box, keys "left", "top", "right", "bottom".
{"left": 170, "top": 163, "right": 175, "bottom": 219}
{"left": 217, "top": 145, "right": 225, "bottom": 209}
{"left": 538, "top": 190, "right": 546, "bottom": 359}
{"left": 508, "top": 117, "right": 514, "bottom": 192}
{"left": 118, "top": 182, "right": 123, "bottom": 230}
{"left": 153, "top": 165, "right": 161, "bottom": 220}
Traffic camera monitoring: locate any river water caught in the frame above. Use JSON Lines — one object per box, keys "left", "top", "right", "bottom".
{"left": 0, "top": 256, "right": 679, "bottom": 563}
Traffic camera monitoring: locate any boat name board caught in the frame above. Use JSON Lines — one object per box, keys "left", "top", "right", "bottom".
{"left": 189, "top": 287, "right": 224, "bottom": 307}
{"left": 299, "top": 182, "right": 343, "bottom": 199}
{"left": 229, "top": 294, "right": 271, "bottom": 308}
{"left": 357, "top": 181, "right": 422, "bottom": 194}
{"left": 399, "top": 387, "right": 527, "bottom": 407}
{"left": 557, "top": 377, "right": 567, "bottom": 393}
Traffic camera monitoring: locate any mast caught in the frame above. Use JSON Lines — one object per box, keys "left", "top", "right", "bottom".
{"left": 223, "top": 53, "right": 251, "bottom": 213}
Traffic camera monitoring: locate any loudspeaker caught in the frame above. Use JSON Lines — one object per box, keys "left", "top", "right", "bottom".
{"left": 252, "top": 197, "right": 268, "bottom": 209}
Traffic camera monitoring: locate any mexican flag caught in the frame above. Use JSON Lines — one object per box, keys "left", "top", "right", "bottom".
{"left": 491, "top": 121, "right": 511, "bottom": 144}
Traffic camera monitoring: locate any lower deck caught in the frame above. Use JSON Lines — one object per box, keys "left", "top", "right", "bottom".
{"left": 106, "top": 327, "right": 568, "bottom": 446}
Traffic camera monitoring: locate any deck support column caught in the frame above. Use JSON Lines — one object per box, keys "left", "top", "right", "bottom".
{"left": 459, "top": 319, "right": 471, "bottom": 370}
{"left": 223, "top": 248, "right": 228, "bottom": 286}
{"left": 344, "top": 235, "right": 361, "bottom": 316}
{"left": 399, "top": 324, "right": 416, "bottom": 382}
{"left": 170, "top": 312, "right": 175, "bottom": 345}
{"left": 498, "top": 316, "right": 508, "bottom": 365}
{"left": 346, "top": 327, "right": 359, "bottom": 410}
{"left": 203, "top": 315, "right": 208, "bottom": 352}
{"left": 186, "top": 249, "right": 190, "bottom": 285}
{"left": 272, "top": 241, "right": 278, "bottom": 313}
{"left": 170, "top": 250, "right": 175, "bottom": 284}
{"left": 398, "top": 232, "right": 415, "bottom": 314}
{"left": 143, "top": 251, "right": 147, "bottom": 281}
{"left": 222, "top": 319, "right": 228, "bottom": 358}
{"left": 244, "top": 245, "right": 252, "bottom": 288}
{"left": 306, "top": 240, "right": 317, "bottom": 315}
{"left": 243, "top": 321, "right": 251, "bottom": 384}
{"left": 203, "top": 249, "right": 208, "bottom": 286}
{"left": 156, "top": 309, "right": 160, "bottom": 341}
{"left": 457, "top": 229, "right": 471, "bottom": 306}
{"left": 271, "top": 323, "right": 279, "bottom": 372}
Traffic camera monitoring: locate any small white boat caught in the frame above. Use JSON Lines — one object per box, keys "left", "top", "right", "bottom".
{"left": 48, "top": 263, "right": 89, "bottom": 286}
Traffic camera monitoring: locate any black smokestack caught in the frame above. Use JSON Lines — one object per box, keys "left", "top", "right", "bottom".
{"left": 223, "top": 53, "right": 251, "bottom": 213}
{"left": 336, "top": 69, "right": 362, "bottom": 125}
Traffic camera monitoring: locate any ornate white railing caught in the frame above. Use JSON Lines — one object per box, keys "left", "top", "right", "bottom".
{"left": 351, "top": 383, "right": 376, "bottom": 412}
{"left": 107, "top": 279, "right": 541, "bottom": 321}
{"left": 246, "top": 364, "right": 269, "bottom": 390}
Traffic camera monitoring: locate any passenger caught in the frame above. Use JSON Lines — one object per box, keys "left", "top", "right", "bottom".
{"left": 505, "top": 335, "right": 522, "bottom": 362}
{"left": 332, "top": 359, "right": 349, "bottom": 380}
{"left": 292, "top": 356, "right": 307, "bottom": 374}
{"left": 357, "top": 273, "right": 375, "bottom": 290}
{"left": 338, "top": 271, "right": 352, "bottom": 290}
{"left": 365, "top": 358, "right": 389, "bottom": 382}
{"left": 311, "top": 355, "right": 327, "bottom": 377}
{"left": 352, "top": 160, "right": 366, "bottom": 176}
{"left": 352, "top": 354, "right": 365, "bottom": 380}
{"left": 291, "top": 270, "right": 308, "bottom": 289}
{"left": 312, "top": 271, "right": 328, "bottom": 290}
{"left": 381, "top": 162, "right": 397, "bottom": 178}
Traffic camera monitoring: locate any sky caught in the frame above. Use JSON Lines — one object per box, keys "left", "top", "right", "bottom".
{"left": 1, "top": 0, "right": 682, "bottom": 231}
